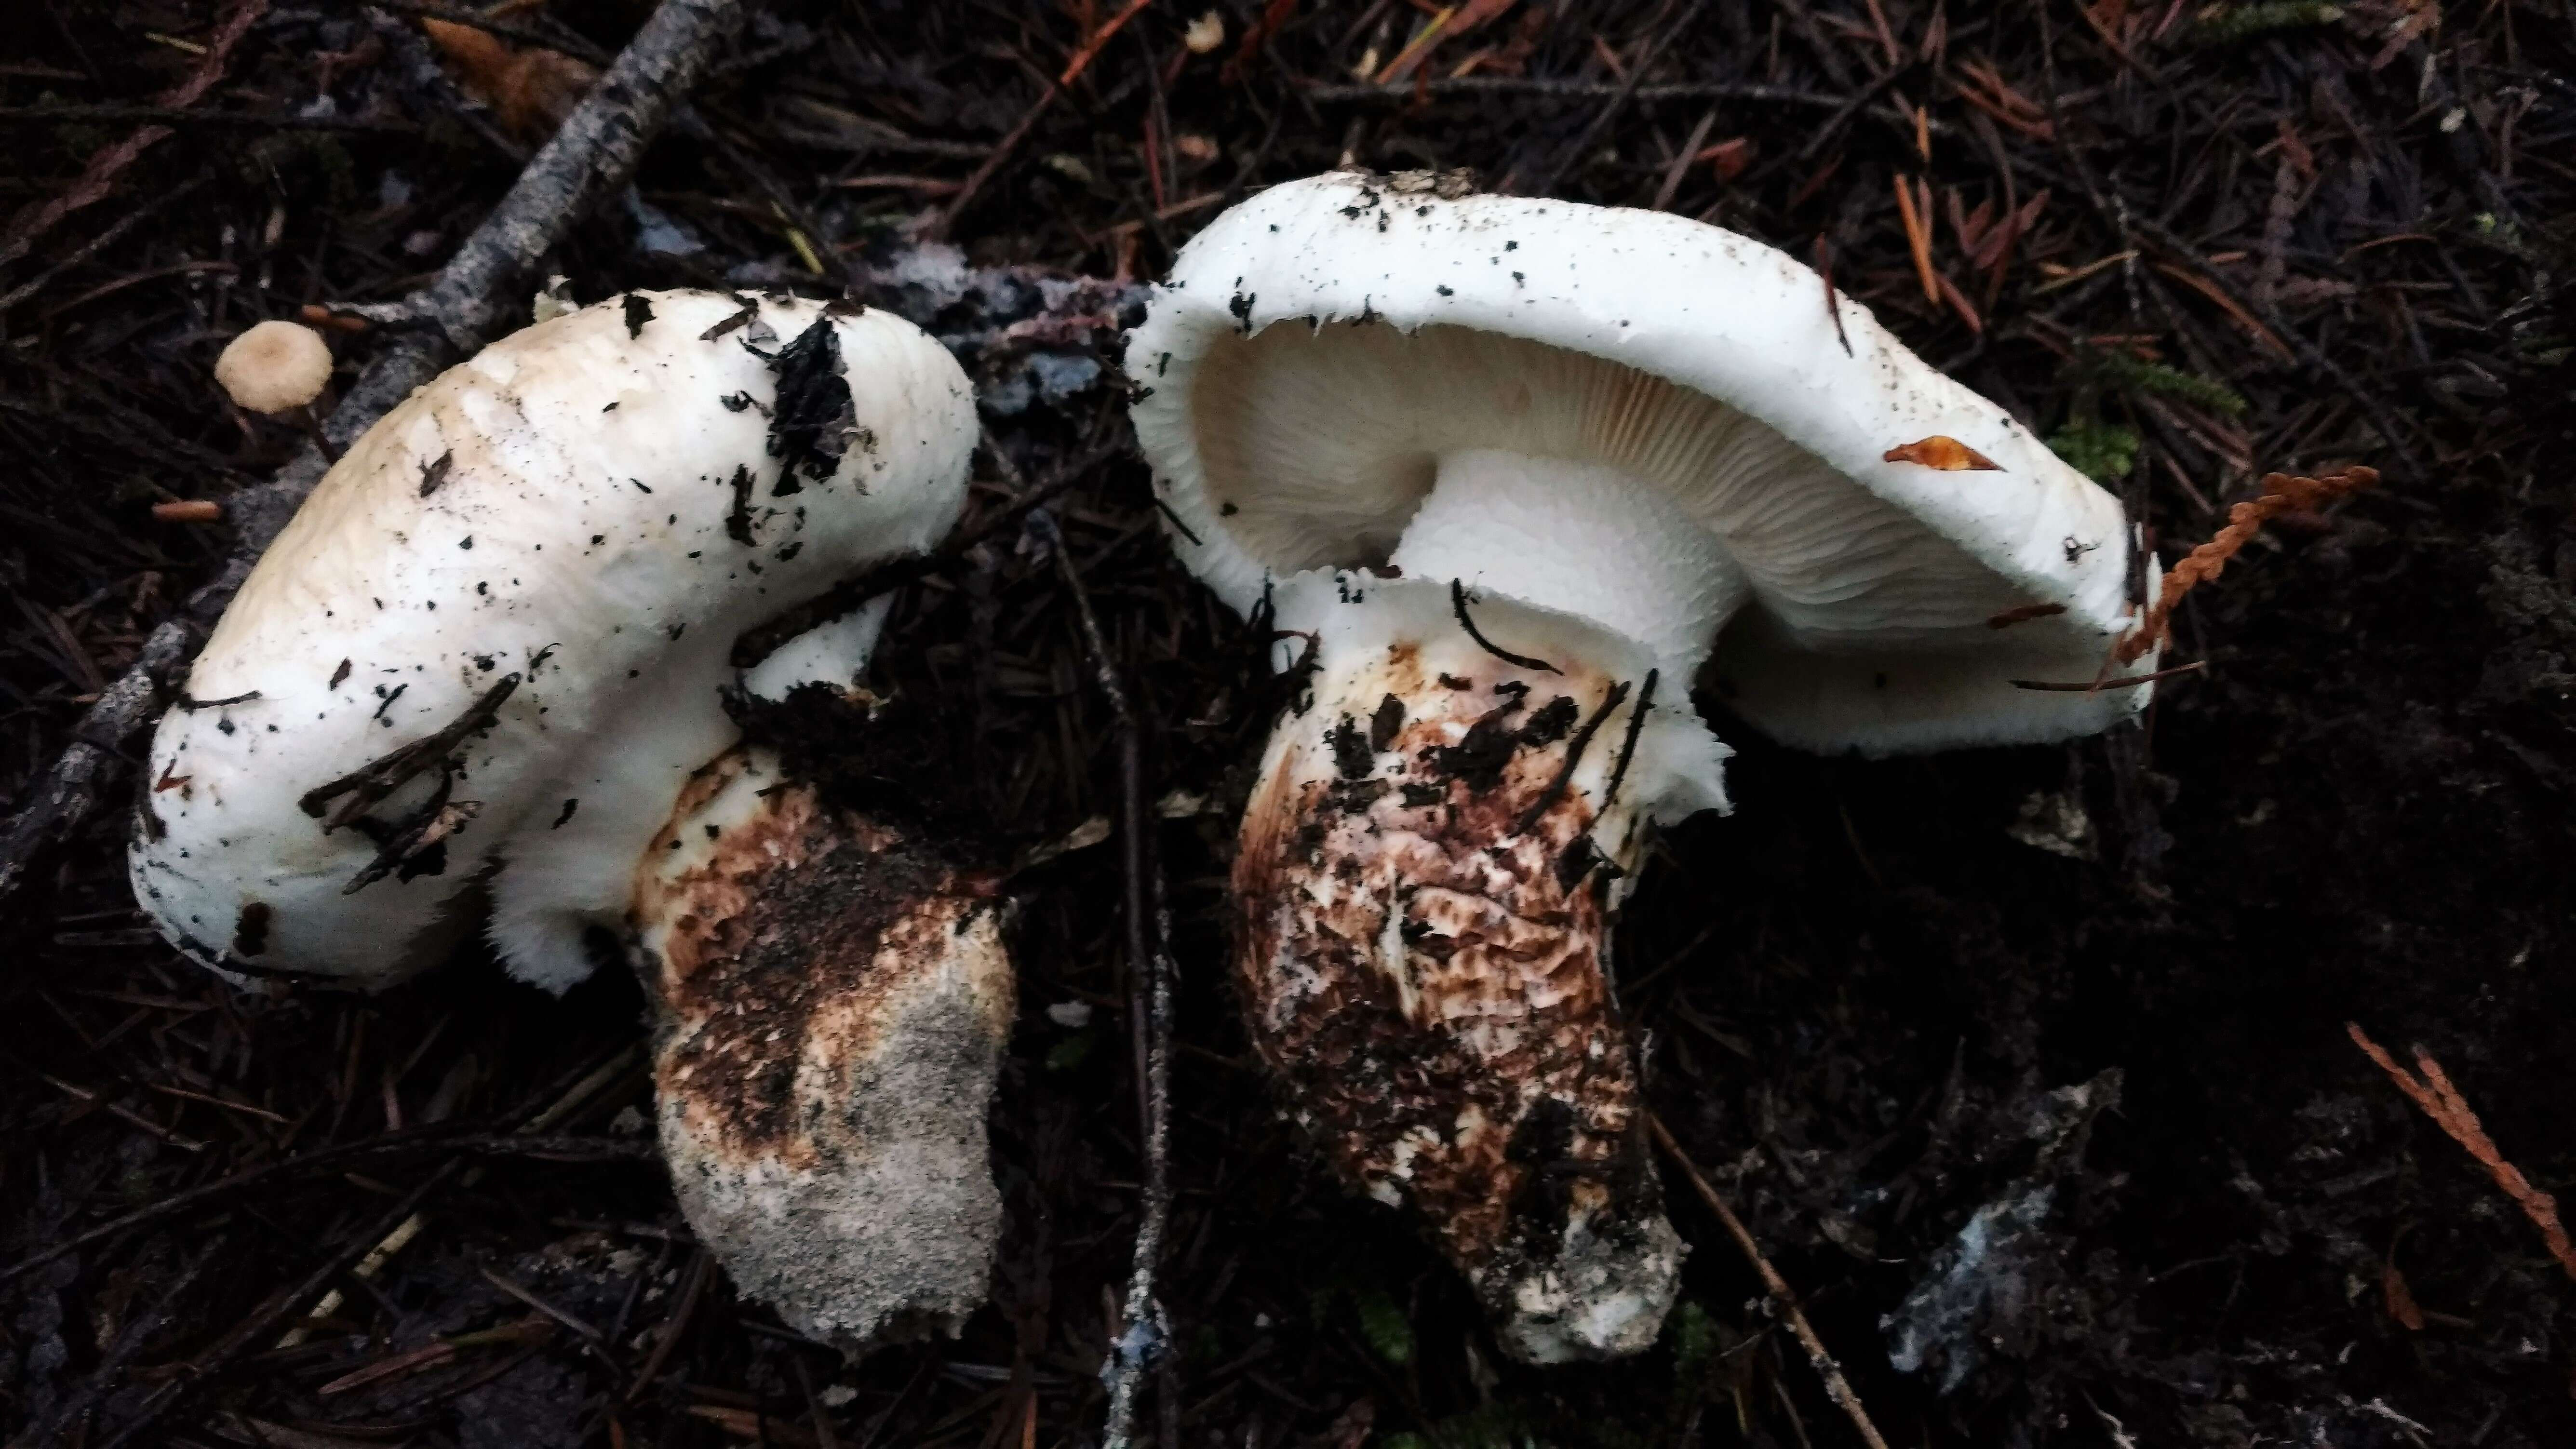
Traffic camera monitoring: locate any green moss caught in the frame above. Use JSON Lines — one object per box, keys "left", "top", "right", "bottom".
{"left": 1351, "top": 1283, "right": 1415, "bottom": 1366}
{"left": 1382, "top": 1405, "right": 1537, "bottom": 1449}
{"left": 2094, "top": 351, "right": 2250, "bottom": 416}
{"left": 2048, "top": 420, "right": 2143, "bottom": 483}
{"left": 1302, "top": 1277, "right": 1416, "bottom": 1366}
{"left": 2185, "top": 0, "right": 2343, "bottom": 45}
{"left": 1042, "top": 1029, "right": 1095, "bottom": 1072}
{"left": 1665, "top": 1300, "right": 1717, "bottom": 1387}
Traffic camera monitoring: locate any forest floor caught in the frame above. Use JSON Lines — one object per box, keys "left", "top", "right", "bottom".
{"left": 2, "top": 1, "right": 2573, "bottom": 1446}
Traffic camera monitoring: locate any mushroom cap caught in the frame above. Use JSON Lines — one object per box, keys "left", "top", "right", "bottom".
{"left": 215, "top": 320, "right": 334, "bottom": 415}
{"left": 131, "top": 291, "right": 977, "bottom": 991}
{"left": 1127, "top": 171, "right": 2157, "bottom": 756}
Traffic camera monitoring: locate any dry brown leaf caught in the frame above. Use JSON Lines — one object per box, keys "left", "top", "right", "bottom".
{"left": 421, "top": 18, "right": 599, "bottom": 140}
{"left": 1883, "top": 435, "right": 2002, "bottom": 471}
{"left": 1696, "top": 135, "right": 1755, "bottom": 182}
{"left": 2382, "top": 1260, "right": 2425, "bottom": 1331}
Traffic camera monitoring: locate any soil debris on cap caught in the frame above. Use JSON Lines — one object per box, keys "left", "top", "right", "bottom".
{"left": 759, "top": 317, "right": 859, "bottom": 486}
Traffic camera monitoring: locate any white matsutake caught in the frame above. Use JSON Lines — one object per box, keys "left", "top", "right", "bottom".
{"left": 1127, "top": 170, "right": 2156, "bottom": 1366}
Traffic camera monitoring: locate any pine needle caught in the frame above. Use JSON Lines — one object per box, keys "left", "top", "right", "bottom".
{"left": 2116, "top": 466, "right": 2375, "bottom": 663}
{"left": 2347, "top": 1021, "right": 2576, "bottom": 1282}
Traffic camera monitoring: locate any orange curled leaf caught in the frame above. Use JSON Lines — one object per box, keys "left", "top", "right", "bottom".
{"left": 1883, "top": 435, "right": 2002, "bottom": 471}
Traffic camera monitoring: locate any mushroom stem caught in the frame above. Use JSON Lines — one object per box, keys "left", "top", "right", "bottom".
{"left": 631, "top": 748, "right": 1013, "bottom": 1351}
{"left": 291, "top": 402, "right": 342, "bottom": 466}
{"left": 1238, "top": 574, "right": 1727, "bottom": 1362}
{"left": 1385, "top": 449, "right": 1748, "bottom": 681}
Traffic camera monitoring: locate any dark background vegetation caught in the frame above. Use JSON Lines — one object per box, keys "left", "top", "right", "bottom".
{"left": 3, "top": 0, "right": 2573, "bottom": 1445}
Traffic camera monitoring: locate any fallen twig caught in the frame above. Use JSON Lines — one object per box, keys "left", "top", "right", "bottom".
{"left": 96, "top": 1164, "right": 460, "bottom": 1448}
{"left": 272, "top": 1046, "right": 644, "bottom": 1352}
{"left": 2026, "top": 0, "right": 2425, "bottom": 483}
{"left": 1036, "top": 508, "right": 1179, "bottom": 1449}
{"left": 1649, "top": 1113, "right": 1894, "bottom": 1449}
{"left": 0, "top": 1128, "right": 644, "bottom": 1287}
{"left": 0, "top": 104, "right": 419, "bottom": 134}
{"left": 1301, "top": 77, "right": 1842, "bottom": 109}
{"left": 2346, "top": 1022, "right": 2576, "bottom": 1281}
{"left": 1449, "top": 578, "right": 1560, "bottom": 673}
{"left": 0, "top": 0, "right": 747, "bottom": 922}
{"left": 2115, "top": 468, "right": 2375, "bottom": 663}
{"left": 0, "top": 175, "right": 214, "bottom": 316}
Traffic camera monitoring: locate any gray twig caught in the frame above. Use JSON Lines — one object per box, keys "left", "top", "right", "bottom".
{"left": 1035, "top": 509, "right": 1177, "bottom": 1449}
{"left": 0, "top": 0, "right": 747, "bottom": 920}
{"left": 1649, "top": 1114, "right": 1894, "bottom": 1449}
{"left": 1299, "top": 76, "right": 1840, "bottom": 109}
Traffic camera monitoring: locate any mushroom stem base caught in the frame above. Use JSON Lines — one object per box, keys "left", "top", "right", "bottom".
{"left": 1237, "top": 589, "right": 1694, "bottom": 1361}
{"left": 631, "top": 749, "right": 1013, "bottom": 1352}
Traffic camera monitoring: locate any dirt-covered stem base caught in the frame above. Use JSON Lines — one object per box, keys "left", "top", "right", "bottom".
{"left": 630, "top": 748, "right": 1014, "bottom": 1353}
{"left": 1234, "top": 572, "right": 1727, "bottom": 1362}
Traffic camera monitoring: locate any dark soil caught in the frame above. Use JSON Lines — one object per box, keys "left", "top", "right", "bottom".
{"left": 3, "top": 1, "right": 2572, "bottom": 1447}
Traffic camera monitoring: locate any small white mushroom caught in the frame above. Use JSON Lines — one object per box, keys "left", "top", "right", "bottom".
{"left": 214, "top": 320, "right": 333, "bottom": 415}
{"left": 132, "top": 289, "right": 1011, "bottom": 1353}
{"left": 1127, "top": 171, "right": 2157, "bottom": 1364}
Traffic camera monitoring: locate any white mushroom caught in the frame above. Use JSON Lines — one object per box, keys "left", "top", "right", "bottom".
{"left": 1127, "top": 171, "right": 2157, "bottom": 1364}
{"left": 214, "top": 320, "right": 333, "bottom": 416}
{"left": 134, "top": 291, "right": 973, "bottom": 988}
{"left": 132, "top": 289, "right": 1013, "bottom": 1351}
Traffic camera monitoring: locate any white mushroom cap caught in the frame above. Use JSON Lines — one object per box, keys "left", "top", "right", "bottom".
{"left": 131, "top": 291, "right": 978, "bottom": 991}
{"left": 1128, "top": 171, "right": 2157, "bottom": 756}
{"left": 215, "top": 320, "right": 334, "bottom": 415}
